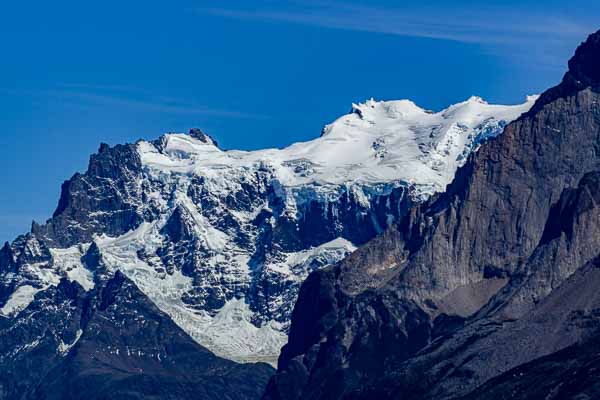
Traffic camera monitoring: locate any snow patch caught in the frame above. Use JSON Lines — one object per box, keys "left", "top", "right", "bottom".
{"left": 176, "top": 192, "right": 228, "bottom": 251}
{"left": 180, "top": 298, "right": 286, "bottom": 366}
{"left": 276, "top": 237, "right": 357, "bottom": 279}
{"left": 58, "top": 329, "right": 83, "bottom": 356}
{"left": 50, "top": 246, "right": 95, "bottom": 291}
{"left": 0, "top": 285, "right": 42, "bottom": 317}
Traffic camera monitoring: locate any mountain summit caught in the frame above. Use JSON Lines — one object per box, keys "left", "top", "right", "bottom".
{"left": 188, "top": 128, "right": 220, "bottom": 147}
{"left": 569, "top": 29, "right": 600, "bottom": 86}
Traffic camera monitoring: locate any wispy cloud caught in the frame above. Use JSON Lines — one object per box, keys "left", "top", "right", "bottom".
{"left": 54, "top": 89, "right": 269, "bottom": 119}
{"left": 1, "top": 85, "right": 269, "bottom": 120}
{"left": 201, "top": 1, "right": 596, "bottom": 68}
{"left": 204, "top": 2, "right": 592, "bottom": 43}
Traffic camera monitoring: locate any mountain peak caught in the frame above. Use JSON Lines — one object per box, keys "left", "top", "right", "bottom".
{"left": 568, "top": 29, "right": 600, "bottom": 87}
{"left": 188, "top": 128, "right": 219, "bottom": 147}
{"left": 525, "top": 29, "right": 600, "bottom": 115}
{"left": 350, "top": 98, "right": 425, "bottom": 121}
{"left": 466, "top": 96, "right": 488, "bottom": 104}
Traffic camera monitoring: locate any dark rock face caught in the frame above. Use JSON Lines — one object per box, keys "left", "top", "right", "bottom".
{"left": 269, "top": 278, "right": 432, "bottom": 400}
{"left": 32, "top": 142, "right": 151, "bottom": 248}
{"left": 568, "top": 30, "right": 600, "bottom": 87}
{"left": 189, "top": 127, "right": 219, "bottom": 147}
{"left": 529, "top": 30, "right": 600, "bottom": 115}
{"left": 462, "top": 334, "right": 600, "bottom": 400}
{"left": 0, "top": 242, "right": 16, "bottom": 273}
{"left": 0, "top": 272, "right": 273, "bottom": 400}
{"left": 264, "top": 29, "right": 600, "bottom": 400}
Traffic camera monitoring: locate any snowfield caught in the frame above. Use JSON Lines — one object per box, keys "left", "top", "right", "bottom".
{"left": 139, "top": 96, "right": 537, "bottom": 199}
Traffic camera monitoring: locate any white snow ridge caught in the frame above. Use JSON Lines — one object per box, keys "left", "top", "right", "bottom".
{"left": 139, "top": 95, "right": 536, "bottom": 199}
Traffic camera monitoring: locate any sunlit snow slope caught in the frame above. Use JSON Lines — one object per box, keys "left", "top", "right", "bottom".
{"left": 0, "top": 96, "right": 535, "bottom": 365}
{"left": 141, "top": 96, "right": 536, "bottom": 199}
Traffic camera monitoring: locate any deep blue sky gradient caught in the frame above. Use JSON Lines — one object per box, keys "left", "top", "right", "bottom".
{"left": 1, "top": 0, "right": 598, "bottom": 243}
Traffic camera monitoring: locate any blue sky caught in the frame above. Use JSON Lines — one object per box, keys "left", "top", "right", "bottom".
{"left": 0, "top": 0, "right": 598, "bottom": 243}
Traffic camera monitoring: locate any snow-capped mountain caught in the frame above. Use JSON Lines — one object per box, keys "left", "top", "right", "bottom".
{"left": 0, "top": 95, "right": 535, "bottom": 365}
